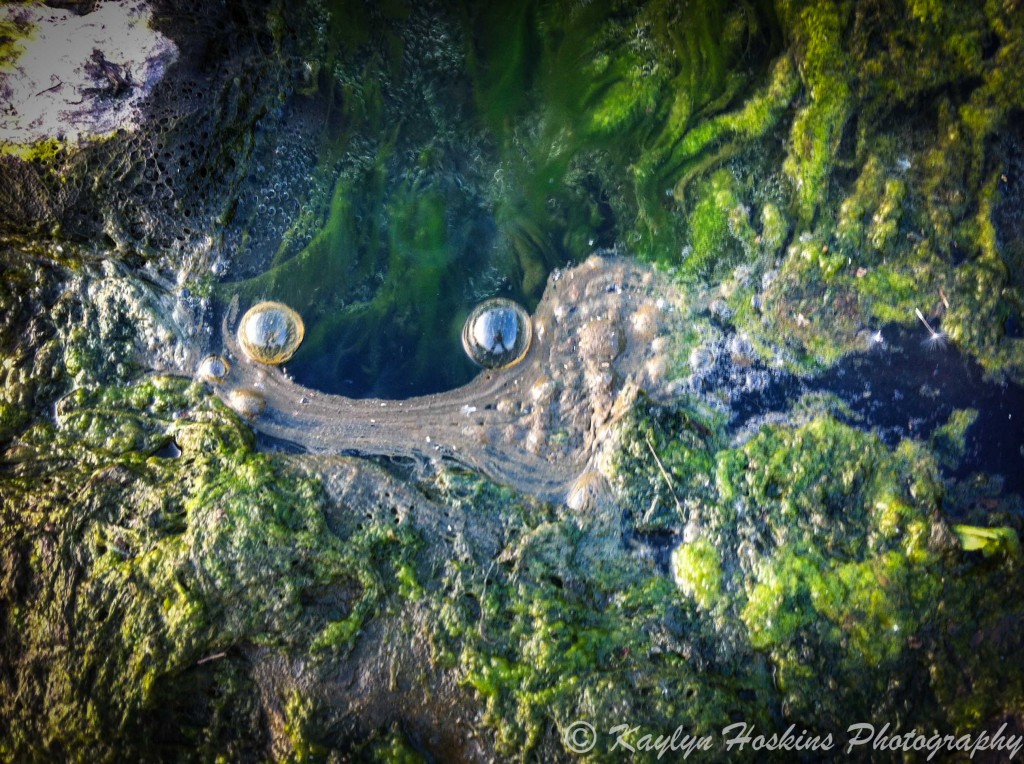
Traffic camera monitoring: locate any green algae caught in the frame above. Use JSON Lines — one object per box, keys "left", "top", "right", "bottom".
{"left": 0, "top": 376, "right": 423, "bottom": 760}
{"left": 461, "top": 0, "right": 785, "bottom": 262}
{"left": 357, "top": 726, "right": 429, "bottom": 764}
{"left": 671, "top": 539, "right": 723, "bottom": 611}
{"left": 776, "top": 0, "right": 853, "bottom": 228}
{"left": 220, "top": 0, "right": 1024, "bottom": 384}
{"left": 221, "top": 2, "right": 518, "bottom": 396}
{"left": 428, "top": 475, "right": 773, "bottom": 758}
{"left": 283, "top": 692, "right": 330, "bottom": 763}
{"left": 0, "top": 137, "right": 69, "bottom": 162}
{"left": 684, "top": 168, "right": 758, "bottom": 277}
{"left": 929, "top": 408, "right": 978, "bottom": 469}
{"left": 606, "top": 394, "right": 724, "bottom": 532}
{"left": 468, "top": 0, "right": 1024, "bottom": 381}
{"left": 706, "top": 414, "right": 1023, "bottom": 728}
{"left": 702, "top": 0, "right": 1024, "bottom": 379}
{"left": 0, "top": 12, "right": 32, "bottom": 70}
{"left": 416, "top": 406, "right": 1024, "bottom": 756}
{"left": 667, "top": 56, "right": 799, "bottom": 198}
{"left": 953, "top": 525, "right": 1020, "bottom": 558}
{"left": 1, "top": 254, "right": 436, "bottom": 758}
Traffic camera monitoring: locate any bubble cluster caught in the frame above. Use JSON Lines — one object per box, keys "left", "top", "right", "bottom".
{"left": 221, "top": 126, "right": 318, "bottom": 278}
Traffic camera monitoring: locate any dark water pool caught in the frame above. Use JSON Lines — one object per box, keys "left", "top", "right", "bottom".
{"left": 733, "top": 326, "right": 1024, "bottom": 493}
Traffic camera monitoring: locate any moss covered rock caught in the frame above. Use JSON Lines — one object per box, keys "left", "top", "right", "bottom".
{"left": 0, "top": 377, "right": 424, "bottom": 760}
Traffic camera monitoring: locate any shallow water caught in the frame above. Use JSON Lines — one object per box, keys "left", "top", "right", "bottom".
{"left": 732, "top": 326, "right": 1024, "bottom": 493}
{"left": 820, "top": 329, "right": 1024, "bottom": 493}
{"left": 213, "top": 101, "right": 1024, "bottom": 499}
{"left": 219, "top": 94, "right": 530, "bottom": 398}
{"left": 212, "top": 1, "right": 657, "bottom": 400}
{"left": 214, "top": 4, "right": 595, "bottom": 399}
{"left": 207, "top": 0, "right": 1024, "bottom": 499}
{"left": 4, "top": 1, "right": 1024, "bottom": 757}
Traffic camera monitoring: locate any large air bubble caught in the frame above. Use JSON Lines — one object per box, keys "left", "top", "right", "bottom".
{"left": 461, "top": 298, "right": 532, "bottom": 369}
{"left": 237, "top": 301, "right": 305, "bottom": 365}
